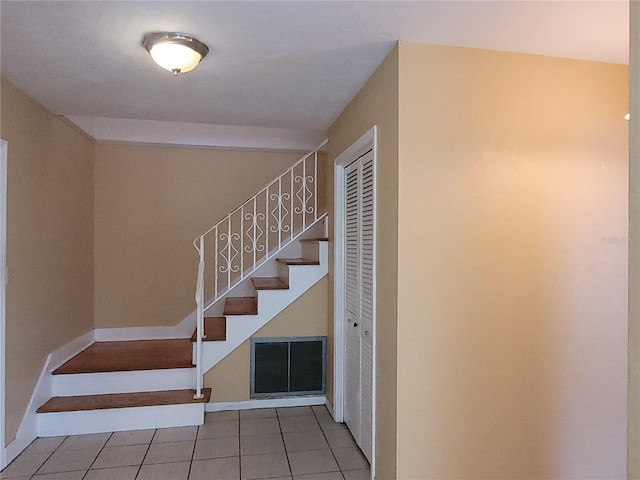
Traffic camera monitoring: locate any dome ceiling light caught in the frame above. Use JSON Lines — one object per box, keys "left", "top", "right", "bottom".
{"left": 143, "top": 32, "right": 209, "bottom": 76}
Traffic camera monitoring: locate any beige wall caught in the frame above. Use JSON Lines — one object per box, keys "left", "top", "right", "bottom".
{"left": 327, "top": 46, "right": 399, "bottom": 479}
{"left": 396, "top": 43, "right": 628, "bottom": 479}
{"left": 94, "top": 143, "right": 305, "bottom": 328}
{"left": 204, "top": 277, "right": 328, "bottom": 402}
{"left": 0, "top": 79, "right": 95, "bottom": 444}
{"left": 629, "top": 1, "right": 640, "bottom": 478}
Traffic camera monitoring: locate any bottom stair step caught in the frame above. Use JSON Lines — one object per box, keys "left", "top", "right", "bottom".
{"left": 36, "top": 389, "right": 211, "bottom": 437}
{"left": 37, "top": 388, "right": 211, "bottom": 413}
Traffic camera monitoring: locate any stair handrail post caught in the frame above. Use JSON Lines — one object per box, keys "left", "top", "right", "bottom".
{"left": 194, "top": 235, "right": 205, "bottom": 399}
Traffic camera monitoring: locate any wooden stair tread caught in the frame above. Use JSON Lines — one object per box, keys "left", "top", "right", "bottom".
{"left": 224, "top": 297, "right": 258, "bottom": 315}
{"left": 276, "top": 258, "right": 320, "bottom": 266}
{"left": 37, "top": 389, "right": 211, "bottom": 413}
{"left": 191, "top": 317, "right": 226, "bottom": 342}
{"left": 52, "top": 339, "right": 193, "bottom": 375}
{"left": 252, "top": 277, "right": 289, "bottom": 290}
{"left": 300, "top": 237, "right": 329, "bottom": 242}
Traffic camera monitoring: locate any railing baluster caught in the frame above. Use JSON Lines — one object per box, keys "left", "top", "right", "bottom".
{"left": 302, "top": 155, "right": 307, "bottom": 230}
{"left": 214, "top": 225, "right": 218, "bottom": 300}
{"left": 227, "top": 216, "right": 231, "bottom": 290}
{"left": 240, "top": 205, "right": 245, "bottom": 280}
{"left": 290, "top": 170, "right": 294, "bottom": 242}
{"left": 253, "top": 197, "right": 257, "bottom": 269}
{"left": 314, "top": 151, "right": 318, "bottom": 222}
{"left": 278, "top": 177, "right": 282, "bottom": 250}
{"left": 265, "top": 186, "right": 269, "bottom": 257}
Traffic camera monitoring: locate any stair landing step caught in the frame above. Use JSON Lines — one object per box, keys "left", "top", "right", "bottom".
{"left": 252, "top": 277, "right": 289, "bottom": 290}
{"left": 276, "top": 258, "right": 320, "bottom": 266}
{"left": 37, "top": 389, "right": 211, "bottom": 413}
{"left": 53, "top": 339, "right": 193, "bottom": 375}
{"left": 224, "top": 297, "right": 258, "bottom": 315}
{"left": 191, "top": 317, "right": 226, "bottom": 342}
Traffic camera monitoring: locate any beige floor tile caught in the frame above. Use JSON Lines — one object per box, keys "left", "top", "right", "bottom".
{"left": 294, "top": 473, "right": 344, "bottom": 480}
{"left": 240, "top": 417, "right": 280, "bottom": 436}
{"left": 198, "top": 420, "right": 239, "bottom": 440}
{"left": 0, "top": 453, "right": 50, "bottom": 478}
{"left": 206, "top": 411, "right": 240, "bottom": 422}
{"left": 341, "top": 470, "right": 370, "bottom": 480}
{"left": 152, "top": 426, "right": 197, "bottom": 443}
{"left": 83, "top": 466, "right": 138, "bottom": 480}
{"left": 106, "top": 429, "right": 155, "bottom": 447}
{"left": 317, "top": 416, "right": 347, "bottom": 432}
{"left": 58, "top": 433, "right": 111, "bottom": 451}
{"left": 91, "top": 444, "right": 147, "bottom": 469}
{"left": 143, "top": 440, "right": 194, "bottom": 464}
{"left": 323, "top": 429, "right": 356, "bottom": 449}
{"left": 287, "top": 450, "right": 339, "bottom": 476}
{"left": 193, "top": 437, "right": 239, "bottom": 460}
{"left": 311, "top": 406, "right": 329, "bottom": 416}
{"left": 23, "top": 437, "right": 66, "bottom": 455}
{"left": 239, "top": 408, "right": 276, "bottom": 419}
{"left": 279, "top": 416, "right": 321, "bottom": 434}
{"left": 240, "top": 433, "right": 285, "bottom": 456}
{"left": 189, "top": 457, "right": 239, "bottom": 480}
{"left": 276, "top": 406, "right": 314, "bottom": 417}
{"left": 137, "top": 461, "right": 190, "bottom": 480}
{"left": 241, "top": 453, "right": 290, "bottom": 480}
{"left": 32, "top": 470, "right": 86, "bottom": 480}
{"left": 331, "top": 448, "right": 369, "bottom": 471}
{"left": 283, "top": 431, "right": 328, "bottom": 452}
{"left": 38, "top": 447, "right": 100, "bottom": 474}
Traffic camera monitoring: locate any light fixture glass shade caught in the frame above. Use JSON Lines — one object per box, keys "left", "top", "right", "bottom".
{"left": 143, "top": 32, "right": 209, "bottom": 75}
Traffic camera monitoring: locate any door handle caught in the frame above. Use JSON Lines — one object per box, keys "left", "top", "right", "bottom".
{"left": 353, "top": 322, "right": 358, "bottom": 327}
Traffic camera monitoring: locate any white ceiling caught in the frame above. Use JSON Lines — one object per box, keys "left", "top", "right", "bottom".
{"left": 0, "top": 1, "right": 629, "bottom": 147}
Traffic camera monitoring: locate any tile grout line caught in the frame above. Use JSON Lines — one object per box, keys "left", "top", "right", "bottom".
{"left": 134, "top": 428, "right": 157, "bottom": 480}
{"left": 25, "top": 435, "right": 68, "bottom": 479}
{"left": 313, "top": 408, "right": 347, "bottom": 479}
{"left": 238, "top": 412, "right": 243, "bottom": 480}
{"left": 275, "top": 409, "right": 293, "bottom": 479}
{"left": 80, "top": 432, "right": 114, "bottom": 479}
{"left": 187, "top": 425, "right": 198, "bottom": 480}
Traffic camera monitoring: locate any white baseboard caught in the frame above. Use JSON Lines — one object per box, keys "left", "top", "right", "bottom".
{"left": 5, "top": 330, "right": 94, "bottom": 465}
{"left": 205, "top": 395, "right": 326, "bottom": 412}
{"left": 94, "top": 313, "right": 195, "bottom": 341}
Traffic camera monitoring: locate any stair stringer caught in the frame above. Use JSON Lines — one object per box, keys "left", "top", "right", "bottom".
{"left": 200, "top": 241, "right": 328, "bottom": 373}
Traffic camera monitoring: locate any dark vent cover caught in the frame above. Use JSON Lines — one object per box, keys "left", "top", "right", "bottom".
{"left": 251, "top": 337, "right": 326, "bottom": 398}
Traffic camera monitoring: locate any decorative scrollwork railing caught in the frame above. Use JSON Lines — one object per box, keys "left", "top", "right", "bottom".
{"left": 192, "top": 140, "right": 326, "bottom": 398}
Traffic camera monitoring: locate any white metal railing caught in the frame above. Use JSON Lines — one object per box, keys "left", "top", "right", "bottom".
{"left": 192, "top": 140, "right": 327, "bottom": 398}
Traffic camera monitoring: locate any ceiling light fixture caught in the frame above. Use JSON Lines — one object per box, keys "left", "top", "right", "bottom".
{"left": 143, "top": 32, "right": 209, "bottom": 76}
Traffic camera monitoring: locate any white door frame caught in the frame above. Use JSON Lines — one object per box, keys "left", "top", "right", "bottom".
{"left": 333, "top": 126, "right": 377, "bottom": 477}
{"left": 1, "top": 139, "right": 7, "bottom": 469}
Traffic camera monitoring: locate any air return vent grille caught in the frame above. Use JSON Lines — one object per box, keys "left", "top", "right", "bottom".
{"left": 251, "top": 337, "right": 326, "bottom": 398}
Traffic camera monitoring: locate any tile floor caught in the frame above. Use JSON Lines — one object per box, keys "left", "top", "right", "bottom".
{"left": 0, "top": 405, "right": 370, "bottom": 480}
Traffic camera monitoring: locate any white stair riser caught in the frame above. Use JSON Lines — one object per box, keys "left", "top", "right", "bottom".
{"left": 37, "top": 403, "right": 205, "bottom": 437}
{"left": 52, "top": 368, "right": 196, "bottom": 396}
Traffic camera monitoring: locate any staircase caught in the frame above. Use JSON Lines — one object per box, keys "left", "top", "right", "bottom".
{"left": 34, "top": 144, "right": 329, "bottom": 437}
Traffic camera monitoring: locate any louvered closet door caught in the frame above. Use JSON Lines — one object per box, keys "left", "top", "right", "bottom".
{"left": 343, "top": 150, "right": 374, "bottom": 463}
